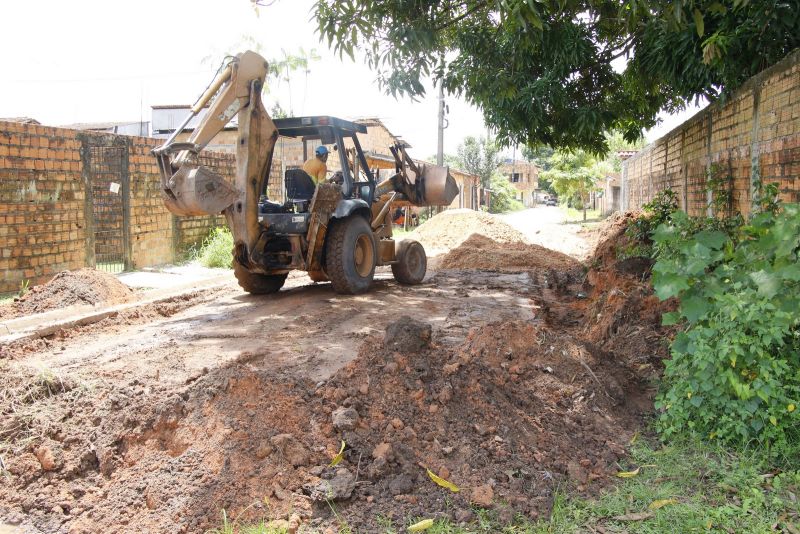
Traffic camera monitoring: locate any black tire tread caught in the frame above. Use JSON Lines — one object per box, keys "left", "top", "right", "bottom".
{"left": 325, "top": 216, "right": 376, "bottom": 294}
{"left": 233, "top": 261, "right": 287, "bottom": 294}
{"left": 392, "top": 240, "right": 427, "bottom": 285}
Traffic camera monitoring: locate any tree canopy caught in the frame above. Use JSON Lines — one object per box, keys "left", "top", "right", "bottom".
{"left": 456, "top": 135, "right": 501, "bottom": 188}
{"left": 314, "top": 0, "right": 798, "bottom": 154}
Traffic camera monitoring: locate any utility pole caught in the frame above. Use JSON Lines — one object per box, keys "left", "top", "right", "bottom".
{"left": 437, "top": 82, "right": 445, "bottom": 166}
{"left": 436, "top": 79, "right": 448, "bottom": 215}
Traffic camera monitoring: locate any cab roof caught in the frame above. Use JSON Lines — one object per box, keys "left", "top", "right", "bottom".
{"left": 273, "top": 116, "right": 367, "bottom": 138}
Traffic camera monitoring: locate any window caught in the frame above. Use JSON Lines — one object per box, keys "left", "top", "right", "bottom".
{"left": 510, "top": 173, "right": 521, "bottom": 183}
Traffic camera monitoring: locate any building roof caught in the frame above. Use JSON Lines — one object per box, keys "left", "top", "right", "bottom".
{"left": 0, "top": 117, "right": 40, "bottom": 125}
{"left": 616, "top": 150, "right": 639, "bottom": 160}
{"left": 61, "top": 121, "right": 146, "bottom": 130}
{"left": 353, "top": 117, "right": 411, "bottom": 148}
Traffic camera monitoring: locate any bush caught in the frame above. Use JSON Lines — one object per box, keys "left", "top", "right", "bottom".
{"left": 197, "top": 227, "right": 234, "bottom": 268}
{"left": 653, "top": 205, "right": 800, "bottom": 452}
{"left": 488, "top": 174, "right": 524, "bottom": 214}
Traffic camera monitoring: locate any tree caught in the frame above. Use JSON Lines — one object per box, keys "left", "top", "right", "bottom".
{"left": 425, "top": 153, "right": 461, "bottom": 169}
{"left": 539, "top": 150, "right": 603, "bottom": 221}
{"left": 456, "top": 136, "right": 501, "bottom": 189}
{"left": 204, "top": 38, "right": 320, "bottom": 116}
{"left": 314, "top": 0, "right": 799, "bottom": 154}
{"left": 521, "top": 145, "right": 554, "bottom": 171}
{"left": 488, "top": 173, "right": 523, "bottom": 214}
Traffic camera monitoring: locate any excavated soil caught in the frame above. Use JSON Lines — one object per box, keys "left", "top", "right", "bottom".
{"left": 0, "top": 211, "right": 675, "bottom": 533}
{"left": 0, "top": 269, "right": 134, "bottom": 320}
{"left": 440, "top": 234, "right": 581, "bottom": 272}
{"left": 409, "top": 209, "right": 527, "bottom": 254}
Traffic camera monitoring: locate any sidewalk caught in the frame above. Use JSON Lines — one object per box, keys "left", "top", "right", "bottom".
{"left": 0, "top": 263, "right": 234, "bottom": 343}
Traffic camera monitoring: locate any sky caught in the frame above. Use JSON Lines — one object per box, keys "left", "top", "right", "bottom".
{"left": 0, "top": 0, "right": 700, "bottom": 157}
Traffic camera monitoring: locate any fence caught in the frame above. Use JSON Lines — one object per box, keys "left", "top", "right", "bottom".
{"left": 0, "top": 122, "right": 282, "bottom": 293}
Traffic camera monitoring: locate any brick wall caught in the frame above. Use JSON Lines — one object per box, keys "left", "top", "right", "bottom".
{"left": 0, "top": 122, "right": 269, "bottom": 293}
{"left": 0, "top": 123, "right": 86, "bottom": 291}
{"left": 623, "top": 50, "right": 800, "bottom": 216}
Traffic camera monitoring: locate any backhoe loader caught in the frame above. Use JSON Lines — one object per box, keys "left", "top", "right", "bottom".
{"left": 153, "top": 51, "right": 458, "bottom": 295}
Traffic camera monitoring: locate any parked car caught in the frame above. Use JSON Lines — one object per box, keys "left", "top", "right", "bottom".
{"left": 546, "top": 198, "right": 557, "bottom": 206}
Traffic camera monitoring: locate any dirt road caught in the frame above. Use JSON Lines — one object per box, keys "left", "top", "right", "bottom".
{"left": 500, "top": 206, "right": 601, "bottom": 260}
{"left": 15, "top": 269, "right": 536, "bottom": 387}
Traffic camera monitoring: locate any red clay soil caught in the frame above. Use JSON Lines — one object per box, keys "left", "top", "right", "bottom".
{"left": 0, "top": 269, "right": 134, "bottom": 320}
{"left": 0, "top": 213, "right": 673, "bottom": 533}
{"left": 439, "top": 234, "right": 582, "bottom": 272}
{"left": 0, "top": 316, "right": 650, "bottom": 533}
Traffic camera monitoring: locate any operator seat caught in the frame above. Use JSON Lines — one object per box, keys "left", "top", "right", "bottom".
{"left": 285, "top": 169, "right": 317, "bottom": 202}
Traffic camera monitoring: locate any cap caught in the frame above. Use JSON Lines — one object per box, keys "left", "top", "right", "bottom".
{"left": 315, "top": 145, "right": 329, "bottom": 156}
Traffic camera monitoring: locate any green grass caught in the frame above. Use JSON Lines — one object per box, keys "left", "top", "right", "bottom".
{"left": 560, "top": 205, "right": 602, "bottom": 223}
{"left": 196, "top": 227, "right": 234, "bottom": 269}
{"left": 379, "top": 439, "right": 800, "bottom": 534}
{"left": 215, "top": 439, "right": 799, "bottom": 533}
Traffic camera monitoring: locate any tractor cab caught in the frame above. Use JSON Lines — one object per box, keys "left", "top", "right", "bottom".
{"left": 256, "top": 116, "right": 379, "bottom": 236}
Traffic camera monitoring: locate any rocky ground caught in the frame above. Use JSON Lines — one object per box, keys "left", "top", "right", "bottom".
{"left": 0, "top": 209, "right": 673, "bottom": 533}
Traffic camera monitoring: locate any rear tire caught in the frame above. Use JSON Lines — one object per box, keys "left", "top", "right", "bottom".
{"left": 325, "top": 215, "right": 377, "bottom": 294}
{"left": 392, "top": 240, "right": 427, "bottom": 285}
{"left": 233, "top": 261, "right": 287, "bottom": 294}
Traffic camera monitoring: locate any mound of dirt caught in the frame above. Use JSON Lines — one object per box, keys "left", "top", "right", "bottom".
{"left": 0, "top": 269, "right": 134, "bottom": 320}
{"left": 409, "top": 209, "right": 527, "bottom": 254}
{"left": 578, "top": 211, "right": 676, "bottom": 370}
{"left": 0, "top": 315, "right": 649, "bottom": 533}
{"left": 439, "top": 234, "right": 582, "bottom": 272}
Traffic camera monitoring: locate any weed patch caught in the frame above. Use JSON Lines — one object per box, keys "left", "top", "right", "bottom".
{"left": 197, "top": 226, "right": 234, "bottom": 269}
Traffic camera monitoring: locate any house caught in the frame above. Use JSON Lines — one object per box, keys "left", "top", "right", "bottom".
{"left": 597, "top": 151, "right": 638, "bottom": 215}
{"left": 0, "top": 117, "right": 41, "bottom": 125}
{"left": 499, "top": 158, "right": 538, "bottom": 207}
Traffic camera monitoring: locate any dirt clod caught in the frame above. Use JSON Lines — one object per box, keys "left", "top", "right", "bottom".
{"left": 270, "top": 433, "right": 309, "bottom": 467}
{"left": 331, "top": 406, "right": 359, "bottom": 430}
{"left": 469, "top": 484, "right": 494, "bottom": 508}
{"left": 384, "top": 316, "right": 432, "bottom": 352}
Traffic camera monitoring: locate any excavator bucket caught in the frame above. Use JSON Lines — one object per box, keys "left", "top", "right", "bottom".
{"left": 162, "top": 163, "right": 239, "bottom": 217}
{"left": 414, "top": 163, "right": 460, "bottom": 206}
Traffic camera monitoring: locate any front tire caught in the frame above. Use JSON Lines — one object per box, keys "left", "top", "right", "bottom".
{"left": 233, "top": 261, "right": 287, "bottom": 294}
{"left": 391, "top": 240, "right": 427, "bottom": 285}
{"left": 325, "top": 215, "right": 377, "bottom": 294}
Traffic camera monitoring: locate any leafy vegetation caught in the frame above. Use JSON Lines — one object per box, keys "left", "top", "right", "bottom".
{"left": 196, "top": 227, "right": 234, "bottom": 269}
{"left": 488, "top": 173, "right": 524, "bottom": 214}
{"left": 621, "top": 188, "right": 680, "bottom": 258}
{"left": 456, "top": 136, "right": 501, "bottom": 189}
{"left": 538, "top": 150, "right": 606, "bottom": 221}
{"left": 653, "top": 202, "right": 800, "bottom": 453}
{"left": 313, "top": 0, "right": 798, "bottom": 153}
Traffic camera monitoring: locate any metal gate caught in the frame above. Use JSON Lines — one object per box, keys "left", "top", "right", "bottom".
{"left": 86, "top": 144, "right": 129, "bottom": 273}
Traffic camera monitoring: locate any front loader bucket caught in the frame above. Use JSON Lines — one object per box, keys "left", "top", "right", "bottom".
{"left": 417, "top": 163, "right": 459, "bottom": 206}
{"left": 162, "top": 164, "right": 239, "bottom": 216}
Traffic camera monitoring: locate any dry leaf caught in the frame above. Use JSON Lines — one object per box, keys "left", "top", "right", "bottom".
{"left": 648, "top": 498, "right": 678, "bottom": 510}
{"left": 616, "top": 467, "right": 641, "bottom": 478}
{"left": 613, "top": 511, "right": 653, "bottom": 521}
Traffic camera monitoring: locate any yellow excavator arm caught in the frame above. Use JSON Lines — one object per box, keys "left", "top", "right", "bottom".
{"left": 153, "top": 50, "right": 278, "bottom": 258}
